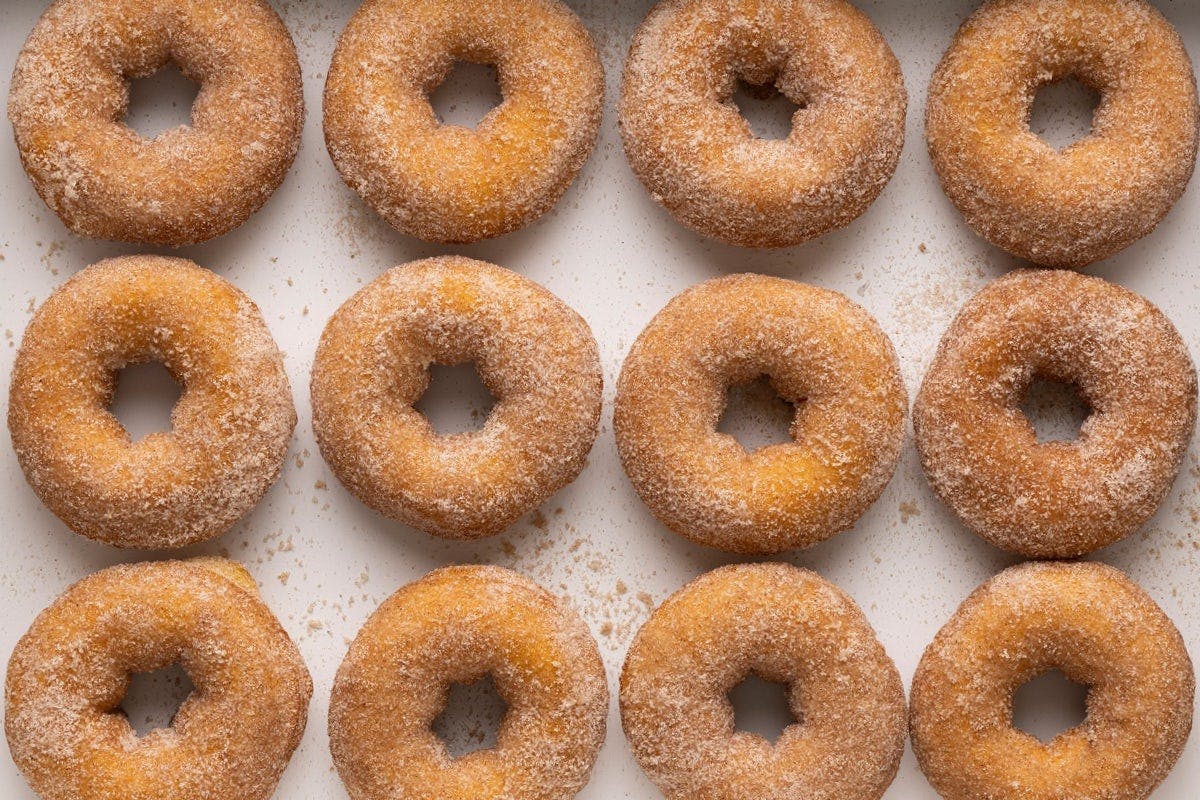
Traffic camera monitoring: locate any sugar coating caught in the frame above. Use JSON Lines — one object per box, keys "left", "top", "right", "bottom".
{"left": 7, "top": 256, "right": 298, "bottom": 549}
{"left": 5, "top": 558, "right": 313, "bottom": 800}
{"left": 913, "top": 269, "right": 1197, "bottom": 558}
{"left": 619, "top": 0, "right": 907, "bottom": 249}
{"left": 926, "top": 0, "right": 1200, "bottom": 268}
{"left": 329, "top": 564, "right": 608, "bottom": 800}
{"left": 614, "top": 274, "right": 907, "bottom": 554}
{"left": 620, "top": 563, "right": 906, "bottom": 800}
{"left": 910, "top": 561, "right": 1194, "bottom": 800}
{"left": 310, "top": 256, "right": 603, "bottom": 540}
{"left": 7, "top": 0, "right": 304, "bottom": 247}
{"left": 323, "top": 0, "right": 605, "bottom": 244}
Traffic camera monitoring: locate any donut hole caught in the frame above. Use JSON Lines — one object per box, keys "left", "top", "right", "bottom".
{"left": 1012, "top": 669, "right": 1089, "bottom": 743}
{"left": 727, "top": 673, "right": 802, "bottom": 743}
{"left": 1029, "top": 76, "right": 1101, "bottom": 150}
{"left": 1020, "top": 377, "right": 1092, "bottom": 443}
{"left": 428, "top": 61, "right": 504, "bottom": 130}
{"left": 124, "top": 63, "right": 200, "bottom": 139}
{"left": 730, "top": 77, "right": 805, "bottom": 140}
{"left": 431, "top": 674, "right": 508, "bottom": 758}
{"left": 117, "top": 662, "right": 195, "bottom": 737}
{"left": 414, "top": 362, "right": 496, "bottom": 436}
{"left": 718, "top": 375, "right": 802, "bottom": 451}
{"left": 109, "top": 361, "right": 184, "bottom": 441}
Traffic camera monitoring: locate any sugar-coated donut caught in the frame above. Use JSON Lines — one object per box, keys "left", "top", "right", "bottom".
{"left": 926, "top": 0, "right": 1199, "bottom": 268}
{"left": 914, "top": 270, "right": 1196, "bottom": 558}
{"left": 621, "top": 563, "right": 906, "bottom": 800}
{"left": 8, "top": 0, "right": 304, "bottom": 247}
{"left": 5, "top": 558, "right": 312, "bottom": 800}
{"left": 324, "top": 0, "right": 604, "bottom": 243}
{"left": 614, "top": 274, "right": 906, "bottom": 553}
{"left": 329, "top": 565, "right": 607, "bottom": 800}
{"left": 311, "top": 257, "right": 601, "bottom": 539}
{"left": 619, "top": 0, "right": 907, "bottom": 248}
{"left": 8, "top": 256, "right": 296, "bottom": 549}
{"left": 911, "top": 561, "right": 1194, "bottom": 800}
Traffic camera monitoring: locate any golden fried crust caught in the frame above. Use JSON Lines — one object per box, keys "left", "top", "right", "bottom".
{"left": 329, "top": 565, "right": 608, "bottom": 800}
{"left": 620, "top": 563, "right": 906, "bottom": 800}
{"left": 614, "top": 274, "right": 906, "bottom": 553}
{"left": 619, "top": 0, "right": 907, "bottom": 248}
{"left": 913, "top": 269, "right": 1197, "bottom": 558}
{"left": 910, "top": 561, "right": 1194, "bottom": 800}
{"left": 323, "top": 0, "right": 604, "bottom": 244}
{"left": 5, "top": 559, "right": 313, "bottom": 800}
{"left": 8, "top": 0, "right": 304, "bottom": 247}
{"left": 926, "top": 0, "right": 1199, "bottom": 268}
{"left": 7, "top": 256, "right": 297, "bottom": 549}
{"left": 310, "top": 257, "right": 602, "bottom": 539}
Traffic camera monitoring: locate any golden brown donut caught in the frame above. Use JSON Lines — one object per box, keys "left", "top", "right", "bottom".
{"left": 329, "top": 565, "right": 608, "bottom": 800}
{"left": 7, "top": 255, "right": 296, "bottom": 549}
{"left": 5, "top": 558, "right": 312, "bottom": 800}
{"left": 619, "top": 0, "right": 907, "bottom": 248}
{"left": 8, "top": 0, "right": 304, "bottom": 247}
{"left": 621, "top": 563, "right": 906, "bottom": 800}
{"left": 910, "top": 561, "right": 1194, "bottom": 800}
{"left": 926, "top": 0, "right": 1199, "bottom": 268}
{"left": 324, "top": 0, "right": 604, "bottom": 243}
{"left": 913, "top": 270, "right": 1197, "bottom": 558}
{"left": 311, "top": 256, "right": 602, "bottom": 539}
{"left": 614, "top": 274, "right": 906, "bottom": 553}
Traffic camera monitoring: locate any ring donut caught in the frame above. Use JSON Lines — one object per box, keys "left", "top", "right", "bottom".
{"left": 8, "top": 0, "right": 304, "bottom": 246}
{"left": 621, "top": 563, "right": 906, "bottom": 800}
{"left": 619, "top": 0, "right": 907, "bottom": 248}
{"left": 926, "top": 0, "right": 1200, "bottom": 267}
{"left": 311, "top": 257, "right": 602, "bottom": 539}
{"left": 913, "top": 269, "right": 1197, "bottom": 558}
{"left": 7, "top": 255, "right": 296, "bottom": 549}
{"left": 614, "top": 274, "right": 906, "bottom": 553}
{"left": 329, "top": 565, "right": 608, "bottom": 800}
{"left": 910, "top": 561, "right": 1194, "bottom": 800}
{"left": 324, "top": 0, "right": 604, "bottom": 243}
{"left": 5, "top": 558, "right": 312, "bottom": 800}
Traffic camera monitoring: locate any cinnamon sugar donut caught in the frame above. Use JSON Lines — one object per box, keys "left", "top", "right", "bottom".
{"left": 619, "top": 0, "right": 907, "bottom": 248}
{"left": 329, "top": 565, "right": 607, "bottom": 800}
{"left": 621, "top": 563, "right": 906, "bottom": 800}
{"left": 8, "top": 0, "right": 304, "bottom": 247}
{"left": 5, "top": 558, "right": 312, "bottom": 800}
{"left": 8, "top": 256, "right": 296, "bottom": 549}
{"left": 311, "top": 257, "right": 602, "bottom": 539}
{"left": 614, "top": 274, "right": 906, "bottom": 553}
{"left": 910, "top": 561, "right": 1194, "bottom": 800}
{"left": 926, "top": 0, "right": 1199, "bottom": 268}
{"left": 913, "top": 270, "right": 1197, "bottom": 558}
{"left": 324, "top": 0, "right": 604, "bottom": 243}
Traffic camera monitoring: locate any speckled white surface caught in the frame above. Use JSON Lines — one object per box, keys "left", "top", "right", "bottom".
{"left": 1, "top": 1, "right": 1198, "bottom": 798}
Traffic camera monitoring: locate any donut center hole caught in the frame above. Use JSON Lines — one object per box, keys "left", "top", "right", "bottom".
{"left": 415, "top": 362, "right": 495, "bottom": 435}
{"left": 429, "top": 61, "right": 504, "bottom": 130}
{"left": 1029, "top": 77, "right": 1100, "bottom": 150}
{"left": 728, "top": 674, "right": 800, "bottom": 743}
{"left": 731, "top": 78, "right": 804, "bottom": 140}
{"left": 718, "top": 375, "right": 800, "bottom": 451}
{"left": 118, "top": 663, "right": 194, "bottom": 737}
{"left": 432, "top": 674, "right": 508, "bottom": 757}
{"left": 125, "top": 63, "right": 200, "bottom": 139}
{"left": 1020, "top": 378, "right": 1091, "bottom": 443}
{"left": 110, "top": 361, "right": 184, "bottom": 441}
{"left": 1012, "top": 670, "right": 1089, "bottom": 742}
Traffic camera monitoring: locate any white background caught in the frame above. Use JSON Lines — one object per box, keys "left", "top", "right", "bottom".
{"left": 2, "top": 0, "right": 1199, "bottom": 797}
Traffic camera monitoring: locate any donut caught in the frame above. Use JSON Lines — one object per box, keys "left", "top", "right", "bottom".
{"left": 8, "top": 255, "right": 296, "bottom": 549}
{"left": 619, "top": 0, "right": 907, "bottom": 248}
{"left": 329, "top": 565, "right": 607, "bottom": 800}
{"left": 311, "top": 256, "right": 602, "bottom": 539}
{"left": 926, "top": 0, "right": 1199, "bottom": 268}
{"left": 5, "top": 558, "right": 312, "bottom": 800}
{"left": 913, "top": 269, "right": 1197, "bottom": 558}
{"left": 324, "top": 0, "right": 604, "bottom": 243}
{"left": 621, "top": 563, "right": 906, "bottom": 800}
{"left": 614, "top": 274, "right": 906, "bottom": 553}
{"left": 8, "top": 0, "right": 304, "bottom": 247}
{"left": 910, "top": 561, "right": 1194, "bottom": 800}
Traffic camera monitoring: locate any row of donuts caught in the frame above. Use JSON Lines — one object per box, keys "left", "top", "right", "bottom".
{"left": 12, "top": 0, "right": 1197, "bottom": 266}
{"left": 7, "top": 557, "right": 1191, "bottom": 800}
{"left": 9, "top": 255, "right": 1195, "bottom": 559}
